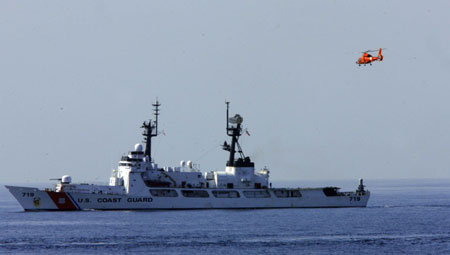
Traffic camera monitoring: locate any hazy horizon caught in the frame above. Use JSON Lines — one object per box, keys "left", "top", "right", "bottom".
{"left": 1, "top": 1, "right": 450, "bottom": 183}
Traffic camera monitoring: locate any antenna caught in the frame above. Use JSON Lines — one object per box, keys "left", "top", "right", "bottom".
{"left": 226, "top": 101, "right": 230, "bottom": 130}
{"left": 142, "top": 99, "right": 161, "bottom": 162}
{"left": 153, "top": 99, "right": 161, "bottom": 135}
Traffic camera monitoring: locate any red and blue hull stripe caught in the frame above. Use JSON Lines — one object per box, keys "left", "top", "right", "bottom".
{"left": 46, "top": 191, "right": 81, "bottom": 210}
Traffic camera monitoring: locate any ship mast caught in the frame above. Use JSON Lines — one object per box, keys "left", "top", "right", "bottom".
{"left": 223, "top": 102, "right": 246, "bottom": 166}
{"left": 142, "top": 99, "right": 161, "bottom": 162}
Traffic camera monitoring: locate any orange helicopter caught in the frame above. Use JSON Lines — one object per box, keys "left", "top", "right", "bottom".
{"left": 356, "top": 48, "right": 385, "bottom": 66}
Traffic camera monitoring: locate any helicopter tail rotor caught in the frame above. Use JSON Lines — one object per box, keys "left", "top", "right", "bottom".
{"left": 378, "top": 48, "right": 384, "bottom": 61}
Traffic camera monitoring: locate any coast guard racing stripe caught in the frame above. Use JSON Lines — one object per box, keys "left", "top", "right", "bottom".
{"left": 46, "top": 191, "right": 80, "bottom": 210}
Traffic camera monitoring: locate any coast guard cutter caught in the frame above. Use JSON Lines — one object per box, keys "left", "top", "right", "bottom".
{"left": 6, "top": 102, "right": 370, "bottom": 211}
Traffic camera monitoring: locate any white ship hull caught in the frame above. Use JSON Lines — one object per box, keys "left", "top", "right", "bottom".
{"left": 6, "top": 185, "right": 369, "bottom": 211}
{"left": 6, "top": 102, "right": 371, "bottom": 211}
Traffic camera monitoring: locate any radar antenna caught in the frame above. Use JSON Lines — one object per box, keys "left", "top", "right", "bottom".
{"left": 142, "top": 99, "right": 161, "bottom": 162}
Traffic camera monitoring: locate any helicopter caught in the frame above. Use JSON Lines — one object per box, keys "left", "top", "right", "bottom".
{"left": 356, "top": 48, "right": 385, "bottom": 66}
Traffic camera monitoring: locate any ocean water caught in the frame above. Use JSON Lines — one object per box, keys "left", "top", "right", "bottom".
{"left": 1, "top": 179, "right": 449, "bottom": 254}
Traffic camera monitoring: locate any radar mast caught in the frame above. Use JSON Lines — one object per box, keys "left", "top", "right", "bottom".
{"left": 142, "top": 99, "right": 161, "bottom": 162}
{"left": 223, "top": 102, "right": 253, "bottom": 167}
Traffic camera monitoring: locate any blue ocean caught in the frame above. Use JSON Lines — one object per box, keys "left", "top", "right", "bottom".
{"left": 1, "top": 179, "right": 449, "bottom": 254}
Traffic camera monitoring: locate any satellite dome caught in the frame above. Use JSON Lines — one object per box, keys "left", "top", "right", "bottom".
{"left": 61, "top": 175, "right": 72, "bottom": 184}
{"left": 135, "top": 143, "right": 144, "bottom": 152}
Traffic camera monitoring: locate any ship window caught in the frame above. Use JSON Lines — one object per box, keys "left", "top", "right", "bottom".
{"left": 323, "top": 187, "right": 343, "bottom": 197}
{"left": 181, "top": 190, "right": 210, "bottom": 198}
{"left": 149, "top": 189, "right": 178, "bottom": 197}
{"left": 227, "top": 183, "right": 234, "bottom": 189}
{"left": 212, "top": 190, "right": 240, "bottom": 198}
{"left": 243, "top": 190, "right": 271, "bottom": 198}
{"left": 273, "top": 189, "right": 302, "bottom": 198}
{"left": 144, "top": 180, "right": 171, "bottom": 188}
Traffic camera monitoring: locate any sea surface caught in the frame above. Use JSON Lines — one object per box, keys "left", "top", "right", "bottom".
{"left": 1, "top": 179, "right": 449, "bottom": 254}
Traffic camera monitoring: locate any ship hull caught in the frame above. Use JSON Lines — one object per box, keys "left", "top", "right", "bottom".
{"left": 6, "top": 185, "right": 370, "bottom": 211}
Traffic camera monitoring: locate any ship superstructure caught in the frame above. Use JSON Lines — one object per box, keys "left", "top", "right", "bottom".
{"left": 6, "top": 102, "right": 369, "bottom": 211}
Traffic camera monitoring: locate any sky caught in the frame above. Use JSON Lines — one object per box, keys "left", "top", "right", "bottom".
{"left": 1, "top": 1, "right": 450, "bottom": 184}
